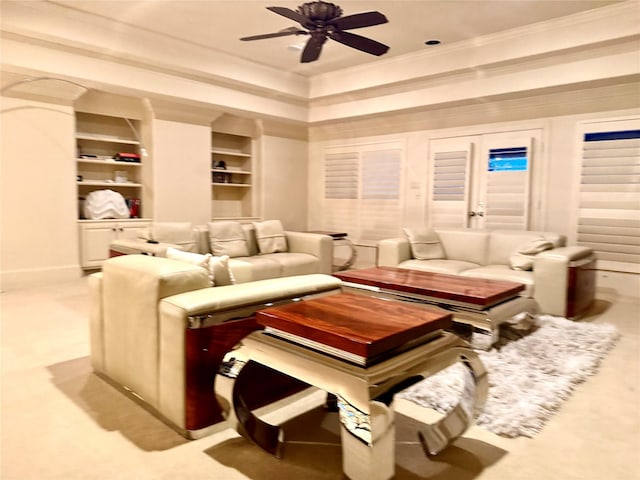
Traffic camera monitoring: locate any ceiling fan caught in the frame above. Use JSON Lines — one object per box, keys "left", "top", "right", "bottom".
{"left": 240, "top": 1, "right": 389, "bottom": 63}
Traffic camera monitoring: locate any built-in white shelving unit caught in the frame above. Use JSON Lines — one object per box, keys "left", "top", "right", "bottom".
{"left": 211, "top": 130, "right": 256, "bottom": 220}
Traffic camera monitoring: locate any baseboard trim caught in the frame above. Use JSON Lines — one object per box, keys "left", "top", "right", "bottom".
{"left": 0, "top": 264, "right": 82, "bottom": 291}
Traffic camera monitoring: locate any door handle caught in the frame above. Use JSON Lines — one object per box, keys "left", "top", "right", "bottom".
{"left": 468, "top": 211, "right": 484, "bottom": 217}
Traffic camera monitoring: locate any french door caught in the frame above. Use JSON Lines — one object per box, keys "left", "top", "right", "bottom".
{"left": 427, "top": 129, "right": 540, "bottom": 230}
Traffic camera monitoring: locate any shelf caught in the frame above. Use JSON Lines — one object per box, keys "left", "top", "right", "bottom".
{"left": 78, "top": 158, "right": 141, "bottom": 166}
{"left": 212, "top": 183, "right": 251, "bottom": 187}
{"left": 78, "top": 181, "right": 142, "bottom": 187}
{"left": 76, "top": 132, "right": 140, "bottom": 145}
{"left": 212, "top": 168, "right": 251, "bottom": 175}
{"left": 211, "top": 148, "right": 251, "bottom": 157}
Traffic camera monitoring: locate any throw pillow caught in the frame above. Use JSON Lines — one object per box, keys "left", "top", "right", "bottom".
{"left": 166, "top": 247, "right": 213, "bottom": 284}
{"left": 253, "top": 220, "right": 288, "bottom": 254}
{"left": 403, "top": 227, "right": 445, "bottom": 260}
{"left": 509, "top": 238, "right": 554, "bottom": 271}
{"left": 209, "top": 255, "right": 235, "bottom": 286}
{"left": 208, "top": 221, "right": 250, "bottom": 257}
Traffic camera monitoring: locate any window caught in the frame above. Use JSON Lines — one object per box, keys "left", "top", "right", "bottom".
{"left": 323, "top": 145, "right": 403, "bottom": 244}
{"left": 577, "top": 128, "right": 640, "bottom": 272}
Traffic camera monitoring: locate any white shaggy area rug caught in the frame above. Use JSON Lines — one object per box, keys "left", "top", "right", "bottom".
{"left": 398, "top": 315, "right": 620, "bottom": 438}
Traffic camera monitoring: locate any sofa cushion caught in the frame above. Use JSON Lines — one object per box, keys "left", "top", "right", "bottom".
{"left": 240, "top": 224, "right": 260, "bottom": 256}
{"left": 403, "top": 227, "right": 444, "bottom": 260}
{"left": 436, "top": 229, "right": 490, "bottom": 265}
{"left": 509, "top": 238, "right": 555, "bottom": 270}
{"left": 265, "top": 252, "right": 318, "bottom": 277}
{"left": 166, "top": 247, "right": 236, "bottom": 287}
{"left": 398, "top": 259, "right": 481, "bottom": 275}
{"left": 208, "top": 221, "right": 250, "bottom": 257}
{"left": 140, "top": 222, "right": 198, "bottom": 253}
{"left": 253, "top": 220, "right": 288, "bottom": 254}
{"left": 486, "top": 230, "right": 562, "bottom": 265}
{"left": 231, "top": 256, "right": 282, "bottom": 281}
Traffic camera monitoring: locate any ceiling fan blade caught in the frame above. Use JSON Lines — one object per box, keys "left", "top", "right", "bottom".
{"left": 329, "top": 11, "right": 388, "bottom": 30}
{"left": 329, "top": 30, "right": 389, "bottom": 56}
{"left": 240, "top": 28, "right": 306, "bottom": 41}
{"left": 301, "top": 33, "right": 328, "bottom": 63}
{"left": 267, "top": 6, "right": 313, "bottom": 28}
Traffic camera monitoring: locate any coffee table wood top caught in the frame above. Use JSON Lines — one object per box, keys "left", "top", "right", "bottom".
{"left": 334, "top": 267, "right": 524, "bottom": 308}
{"left": 256, "top": 292, "right": 452, "bottom": 360}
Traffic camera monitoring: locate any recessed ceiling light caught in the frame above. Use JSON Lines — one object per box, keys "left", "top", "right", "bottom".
{"left": 288, "top": 44, "right": 304, "bottom": 52}
{"left": 425, "top": 40, "right": 441, "bottom": 46}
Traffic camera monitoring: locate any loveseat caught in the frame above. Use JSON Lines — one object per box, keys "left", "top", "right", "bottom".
{"left": 110, "top": 220, "right": 333, "bottom": 282}
{"left": 89, "top": 254, "right": 342, "bottom": 439}
{"left": 378, "top": 227, "right": 596, "bottom": 319}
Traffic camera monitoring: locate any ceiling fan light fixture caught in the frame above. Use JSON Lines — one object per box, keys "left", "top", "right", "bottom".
{"left": 241, "top": 2, "right": 389, "bottom": 63}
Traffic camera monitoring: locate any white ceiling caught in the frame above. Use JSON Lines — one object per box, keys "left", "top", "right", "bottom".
{"left": 47, "top": 0, "right": 623, "bottom": 77}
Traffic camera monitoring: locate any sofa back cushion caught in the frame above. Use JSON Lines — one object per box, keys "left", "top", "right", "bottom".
{"left": 435, "top": 228, "right": 490, "bottom": 265}
{"left": 403, "top": 227, "right": 445, "bottom": 260}
{"left": 488, "top": 230, "right": 564, "bottom": 266}
{"left": 253, "top": 220, "right": 288, "bottom": 254}
{"left": 208, "top": 221, "right": 251, "bottom": 257}
{"left": 139, "top": 222, "right": 198, "bottom": 253}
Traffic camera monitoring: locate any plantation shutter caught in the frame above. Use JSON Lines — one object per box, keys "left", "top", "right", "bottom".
{"left": 483, "top": 146, "right": 531, "bottom": 230}
{"left": 360, "top": 149, "right": 402, "bottom": 241}
{"left": 430, "top": 149, "right": 471, "bottom": 228}
{"left": 578, "top": 129, "right": 640, "bottom": 272}
{"left": 322, "top": 145, "right": 403, "bottom": 244}
{"left": 323, "top": 152, "right": 359, "bottom": 234}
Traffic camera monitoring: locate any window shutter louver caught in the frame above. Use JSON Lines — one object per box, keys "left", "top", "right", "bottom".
{"left": 322, "top": 146, "right": 403, "bottom": 244}
{"left": 578, "top": 130, "right": 640, "bottom": 272}
{"left": 484, "top": 147, "right": 530, "bottom": 230}
{"left": 430, "top": 150, "right": 470, "bottom": 227}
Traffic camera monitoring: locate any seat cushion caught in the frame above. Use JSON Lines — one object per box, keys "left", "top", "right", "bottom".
{"left": 265, "top": 252, "right": 318, "bottom": 277}
{"left": 232, "top": 256, "right": 282, "bottom": 281}
{"left": 398, "top": 259, "right": 481, "bottom": 275}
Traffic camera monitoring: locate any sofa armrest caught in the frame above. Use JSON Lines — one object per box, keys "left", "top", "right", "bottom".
{"left": 88, "top": 272, "right": 104, "bottom": 373}
{"left": 110, "top": 238, "right": 181, "bottom": 257}
{"left": 285, "top": 231, "right": 333, "bottom": 274}
{"left": 533, "top": 246, "right": 596, "bottom": 317}
{"left": 156, "top": 274, "right": 342, "bottom": 427}
{"left": 377, "top": 237, "right": 412, "bottom": 267}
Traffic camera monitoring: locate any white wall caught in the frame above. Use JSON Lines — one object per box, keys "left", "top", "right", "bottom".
{"left": 0, "top": 96, "right": 80, "bottom": 289}
{"left": 150, "top": 119, "right": 211, "bottom": 224}
{"left": 260, "top": 135, "right": 308, "bottom": 231}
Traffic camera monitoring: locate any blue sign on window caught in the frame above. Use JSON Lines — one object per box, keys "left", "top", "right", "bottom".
{"left": 488, "top": 147, "right": 528, "bottom": 172}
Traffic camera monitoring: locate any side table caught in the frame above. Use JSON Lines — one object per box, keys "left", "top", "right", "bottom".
{"left": 306, "top": 230, "right": 357, "bottom": 271}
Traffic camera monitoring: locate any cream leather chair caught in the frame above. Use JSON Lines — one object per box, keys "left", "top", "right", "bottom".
{"left": 89, "top": 254, "right": 342, "bottom": 439}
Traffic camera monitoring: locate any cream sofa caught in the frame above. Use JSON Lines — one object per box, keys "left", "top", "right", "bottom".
{"left": 378, "top": 228, "right": 596, "bottom": 319}
{"left": 110, "top": 220, "right": 333, "bottom": 282}
{"left": 89, "top": 254, "right": 342, "bottom": 439}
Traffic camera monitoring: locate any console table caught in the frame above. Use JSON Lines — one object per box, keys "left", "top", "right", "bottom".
{"left": 228, "top": 293, "right": 487, "bottom": 480}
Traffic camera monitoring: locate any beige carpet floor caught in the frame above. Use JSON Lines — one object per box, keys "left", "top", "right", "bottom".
{"left": 1, "top": 278, "right": 639, "bottom": 480}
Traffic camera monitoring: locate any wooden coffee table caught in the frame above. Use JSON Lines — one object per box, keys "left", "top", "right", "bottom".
{"left": 334, "top": 267, "right": 537, "bottom": 349}
{"left": 228, "top": 293, "right": 487, "bottom": 480}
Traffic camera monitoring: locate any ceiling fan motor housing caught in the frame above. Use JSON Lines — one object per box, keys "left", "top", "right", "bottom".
{"left": 298, "top": 1, "right": 343, "bottom": 23}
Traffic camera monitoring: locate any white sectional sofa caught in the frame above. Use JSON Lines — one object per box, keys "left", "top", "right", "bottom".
{"left": 378, "top": 227, "right": 596, "bottom": 319}
{"left": 110, "top": 220, "right": 333, "bottom": 282}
